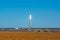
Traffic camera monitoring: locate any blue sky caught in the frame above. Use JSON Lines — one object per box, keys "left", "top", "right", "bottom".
{"left": 0, "top": 0, "right": 60, "bottom": 28}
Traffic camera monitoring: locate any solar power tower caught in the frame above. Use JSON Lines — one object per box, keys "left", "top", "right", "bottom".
{"left": 29, "top": 14, "right": 32, "bottom": 29}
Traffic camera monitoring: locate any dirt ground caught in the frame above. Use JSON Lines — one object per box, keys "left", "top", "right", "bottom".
{"left": 0, "top": 32, "right": 60, "bottom": 40}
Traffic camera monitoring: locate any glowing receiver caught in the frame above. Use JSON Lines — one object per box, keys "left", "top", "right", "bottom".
{"left": 29, "top": 14, "right": 32, "bottom": 20}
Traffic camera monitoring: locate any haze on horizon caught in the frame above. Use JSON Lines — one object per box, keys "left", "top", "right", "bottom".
{"left": 0, "top": 0, "right": 60, "bottom": 28}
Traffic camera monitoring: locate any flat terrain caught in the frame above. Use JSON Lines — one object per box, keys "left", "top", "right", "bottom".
{"left": 0, "top": 32, "right": 60, "bottom": 40}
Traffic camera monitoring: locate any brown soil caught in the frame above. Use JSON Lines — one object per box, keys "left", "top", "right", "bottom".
{"left": 0, "top": 32, "right": 60, "bottom": 40}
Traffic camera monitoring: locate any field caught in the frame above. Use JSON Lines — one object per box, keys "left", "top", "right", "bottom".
{"left": 0, "top": 32, "right": 60, "bottom": 40}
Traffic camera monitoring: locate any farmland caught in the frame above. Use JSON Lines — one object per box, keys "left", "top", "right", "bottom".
{"left": 0, "top": 32, "right": 60, "bottom": 40}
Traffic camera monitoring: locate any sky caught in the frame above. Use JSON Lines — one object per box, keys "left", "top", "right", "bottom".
{"left": 0, "top": 0, "right": 60, "bottom": 28}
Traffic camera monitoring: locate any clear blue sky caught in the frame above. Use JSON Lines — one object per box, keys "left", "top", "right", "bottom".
{"left": 0, "top": 0, "right": 60, "bottom": 28}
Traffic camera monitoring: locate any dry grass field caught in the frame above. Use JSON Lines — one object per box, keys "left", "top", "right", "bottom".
{"left": 0, "top": 32, "right": 60, "bottom": 40}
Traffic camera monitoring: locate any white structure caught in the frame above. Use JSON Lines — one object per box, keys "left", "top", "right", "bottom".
{"left": 29, "top": 14, "right": 32, "bottom": 28}
{"left": 15, "top": 27, "right": 18, "bottom": 30}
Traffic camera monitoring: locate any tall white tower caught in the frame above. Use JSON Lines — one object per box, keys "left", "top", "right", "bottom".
{"left": 29, "top": 14, "right": 32, "bottom": 29}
